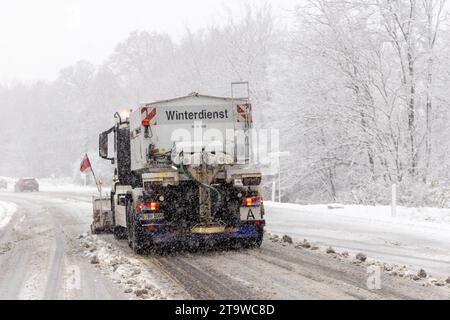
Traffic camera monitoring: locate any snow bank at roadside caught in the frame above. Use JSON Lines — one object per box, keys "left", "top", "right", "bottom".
{"left": 268, "top": 233, "right": 450, "bottom": 288}
{"left": 0, "top": 176, "right": 15, "bottom": 192}
{"left": 266, "top": 201, "right": 450, "bottom": 225}
{"left": 39, "top": 177, "right": 101, "bottom": 194}
{"left": 0, "top": 176, "right": 104, "bottom": 194}
{"left": 265, "top": 201, "right": 450, "bottom": 278}
{"left": 78, "top": 234, "right": 184, "bottom": 300}
{"left": 0, "top": 201, "right": 17, "bottom": 229}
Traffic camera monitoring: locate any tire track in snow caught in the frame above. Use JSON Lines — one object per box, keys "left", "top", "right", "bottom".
{"left": 149, "top": 255, "right": 256, "bottom": 300}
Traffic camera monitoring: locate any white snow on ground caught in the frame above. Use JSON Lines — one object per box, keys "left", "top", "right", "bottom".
{"left": 0, "top": 176, "right": 16, "bottom": 192}
{"left": 0, "top": 176, "right": 105, "bottom": 194}
{"left": 266, "top": 233, "right": 450, "bottom": 287}
{"left": 0, "top": 176, "right": 111, "bottom": 199}
{"left": 265, "top": 201, "right": 450, "bottom": 278}
{"left": 0, "top": 201, "right": 17, "bottom": 229}
{"left": 268, "top": 202, "right": 450, "bottom": 225}
{"left": 38, "top": 177, "right": 102, "bottom": 194}
{"left": 78, "top": 234, "right": 185, "bottom": 300}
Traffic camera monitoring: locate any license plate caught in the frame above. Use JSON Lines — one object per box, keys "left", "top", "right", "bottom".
{"left": 141, "top": 212, "right": 164, "bottom": 220}
{"left": 240, "top": 207, "right": 262, "bottom": 221}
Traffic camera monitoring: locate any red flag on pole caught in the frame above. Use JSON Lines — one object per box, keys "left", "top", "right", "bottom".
{"left": 80, "top": 154, "right": 101, "bottom": 194}
{"left": 80, "top": 154, "right": 92, "bottom": 173}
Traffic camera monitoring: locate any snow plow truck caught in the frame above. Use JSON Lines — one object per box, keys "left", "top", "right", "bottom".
{"left": 95, "top": 87, "right": 265, "bottom": 253}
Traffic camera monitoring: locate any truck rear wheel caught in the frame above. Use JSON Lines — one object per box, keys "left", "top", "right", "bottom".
{"left": 113, "top": 226, "right": 127, "bottom": 240}
{"left": 243, "top": 228, "right": 264, "bottom": 248}
{"left": 90, "top": 224, "right": 100, "bottom": 235}
{"left": 243, "top": 237, "right": 262, "bottom": 249}
{"left": 254, "top": 232, "right": 263, "bottom": 248}
{"left": 130, "top": 222, "right": 147, "bottom": 254}
{"left": 126, "top": 200, "right": 148, "bottom": 255}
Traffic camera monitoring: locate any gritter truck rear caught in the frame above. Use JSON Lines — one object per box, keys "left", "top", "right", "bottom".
{"left": 96, "top": 89, "right": 265, "bottom": 253}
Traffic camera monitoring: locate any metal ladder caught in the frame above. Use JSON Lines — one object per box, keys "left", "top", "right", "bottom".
{"left": 231, "top": 82, "right": 251, "bottom": 164}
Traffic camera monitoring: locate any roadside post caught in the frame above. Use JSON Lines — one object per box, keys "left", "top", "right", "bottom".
{"left": 391, "top": 183, "right": 397, "bottom": 217}
{"left": 272, "top": 181, "right": 276, "bottom": 202}
{"left": 274, "top": 151, "right": 291, "bottom": 202}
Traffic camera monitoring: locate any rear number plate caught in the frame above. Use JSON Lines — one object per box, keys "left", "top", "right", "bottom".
{"left": 240, "top": 207, "right": 262, "bottom": 221}
{"left": 141, "top": 212, "right": 164, "bottom": 220}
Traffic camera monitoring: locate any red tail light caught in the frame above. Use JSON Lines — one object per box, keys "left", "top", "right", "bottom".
{"left": 136, "top": 202, "right": 160, "bottom": 212}
{"left": 148, "top": 202, "right": 160, "bottom": 211}
{"left": 243, "top": 197, "right": 263, "bottom": 207}
{"left": 144, "top": 202, "right": 160, "bottom": 211}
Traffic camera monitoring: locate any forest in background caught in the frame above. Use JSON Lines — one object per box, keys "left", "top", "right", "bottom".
{"left": 1, "top": 0, "right": 449, "bottom": 206}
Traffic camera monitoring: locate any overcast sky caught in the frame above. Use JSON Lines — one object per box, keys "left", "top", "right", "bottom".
{"left": 0, "top": 0, "right": 297, "bottom": 84}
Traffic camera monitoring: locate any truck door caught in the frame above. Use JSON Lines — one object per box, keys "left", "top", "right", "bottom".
{"left": 114, "top": 193, "right": 128, "bottom": 228}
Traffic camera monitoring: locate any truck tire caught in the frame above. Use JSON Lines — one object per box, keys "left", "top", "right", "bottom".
{"left": 243, "top": 228, "right": 263, "bottom": 249}
{"left": 113, "top": 226, "right": 127, "bottom": 240}
{"left": 90, "top": 224, "right": 99, "bottom": 235}
{"left": 130, "top": 223, "right": 146, "bottom": 255}
{"left": 254, "top": 231, "right": 263, "bottom": 248}
{"left": 125, "top": 200, "right": 146, "bottom": 255}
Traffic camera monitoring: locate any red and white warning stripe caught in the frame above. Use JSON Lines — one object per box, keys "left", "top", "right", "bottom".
{"left": 236, "top": 104, "right": 253, "bottom": 123}
{"left": 141, "top": 106, "right": 158, "bottom": 126}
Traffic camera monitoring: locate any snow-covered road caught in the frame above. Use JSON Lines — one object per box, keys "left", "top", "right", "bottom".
{"left": 0, "top": 200, "right": 16, "bottom": 229}
{"left": 0, "top": 189, "right": 449, "bottom": 300}
{"left": 0, "top": 190, "right": 128, "bottom": 299}
{"left": 265, "top": 202, "right": 450, "bottom": 278}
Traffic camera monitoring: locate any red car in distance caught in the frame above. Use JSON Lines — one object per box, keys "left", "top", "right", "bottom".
{"left": 14, "top": 178, "right": 39, "bottom": 192}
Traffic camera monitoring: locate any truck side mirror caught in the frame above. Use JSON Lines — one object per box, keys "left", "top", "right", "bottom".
{"left": 99, "top": 126, "right": 115, "bottom": 161}
{"left": 99, "top": 132, "right": 109, "bottom": 159}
